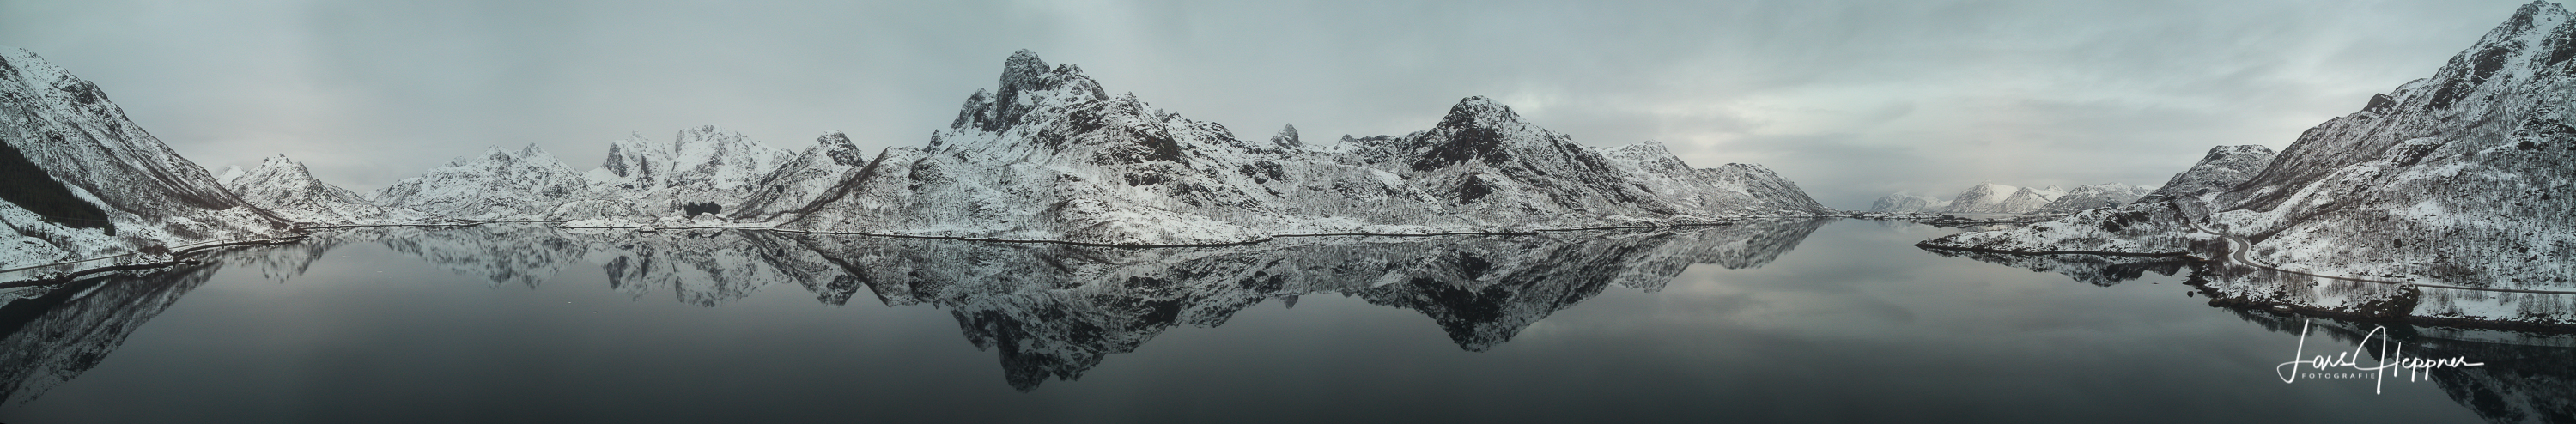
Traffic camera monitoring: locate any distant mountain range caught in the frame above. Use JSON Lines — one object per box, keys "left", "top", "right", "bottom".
{"left": 1868, "top": 182, "right": 2155, "bottom": 215}
{"left": 246, "top": 50, "right": 1837, "bottom": 245}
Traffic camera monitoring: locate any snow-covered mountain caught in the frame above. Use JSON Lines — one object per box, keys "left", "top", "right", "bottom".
{"left": 0, "top": 46, "right": 286, "bottom": 267}
{"left": 1871, "top": 181, "right": 2155, "bottom": 215}
{"left": 1929, "top": 1, "right": 2576, "bottom": 327}
{"left": 374, "top": 145, "right": 592, "bottom": 221}
{"left": 1868, "top": 191, "right": 1950, "bottom": 213}
{"left": 726, "top": 131, "right": 872, "bottom": 221}
{"left": 366, "top": 127, "right": 880, "bottom": 227}
{"left": 779, "top": 50, "right": 1830, "bottom": 245}
{"left": 216, "top": 155, "right": 444, "bottom": 226}
{"left": 1942, "top": 183, "right": 2060, "bottom": 214}
{"left": 582, "top": 125, "right": 796, "bottom": 220}
{"left": 2178, "top": 1, "right": 2576, "bottom": 324}
{"left": 2036, "top": 183, "right": 2155, "bottom": 214}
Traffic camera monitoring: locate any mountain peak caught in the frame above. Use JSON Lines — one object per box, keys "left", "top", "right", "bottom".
{"left": 1437, "top": 96, "right": 1526, "bottom": 130}
{"left": 951, "top": 50, "right": 1109, "bottom": 133}
{"left": 1001, "top": 49, "right": 1048, "bottom": 82}
{"left": 1272, "top": 124, "right": 1301, "bottom": 148}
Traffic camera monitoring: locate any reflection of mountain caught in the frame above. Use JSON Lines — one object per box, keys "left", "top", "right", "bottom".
{"left": 368, "top": 226, "right": 591, "bottom": 289}
{"left": 783, "top": 220, "right": 1829, "bottom": 389}
{"left": 0, "top": 220, "right": 1826, "bottom": 394}
{"left": 1917, "top": 248, "right": 2192, "bottom": 287}
{"left": 2225, "top": 310, "right": 2576, "bottom": 423}
{"left": 0, "top": 264, "right": 218, "bottom": 404}
{"left": 226, "top": 219, "right": 1825, "bottom": 391}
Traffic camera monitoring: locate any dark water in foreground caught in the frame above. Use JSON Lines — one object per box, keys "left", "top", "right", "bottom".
{"left": 0, "top": 220, "right": 2564, "bottom": 423}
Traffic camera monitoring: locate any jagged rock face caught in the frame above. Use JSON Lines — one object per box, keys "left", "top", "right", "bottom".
{"left": 727, "top": 132, "right": 871, "bottom": 221}
{"left": 586, "top": 125, "right": 796, "bottom": 219}
{"left": 375, "top": 145, "right": 592, "bottom": 221}
{"left": 783, "top": 51, "right": 1830, "bottom": 244}
{"left": 0, "top": 47, "right": 285, "bottom": 264}
{"left": 217, "top": 155, "right": 440, "bottom": 226}
{"left": 1341, "top": 98, "right": 1689, "bottom": 225}
{"left": 1869, "top": 191, "right": 1950, "bottom": 213}
{"left": 2037, "top": 183, "right": 2156, "bottom": 214}
{"left": 2205, "top": 2, "right": 2576, "bottom": 292}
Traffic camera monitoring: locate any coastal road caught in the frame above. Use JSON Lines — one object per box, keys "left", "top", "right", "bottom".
{"left": 2173, "top": 197, "right": 2576, "bottom": 295}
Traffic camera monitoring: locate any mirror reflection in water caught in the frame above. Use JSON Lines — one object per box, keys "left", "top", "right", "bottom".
{"left": 0, "top": 219, "right": 2563, "bottom": 423}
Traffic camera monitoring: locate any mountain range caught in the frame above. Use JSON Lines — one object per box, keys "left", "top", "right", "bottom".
{"left": 1869, "top": 182, "right": 2155, "bottom": 215}
{"left": 257, "top": 50, "right": 1835, "bottom": 245}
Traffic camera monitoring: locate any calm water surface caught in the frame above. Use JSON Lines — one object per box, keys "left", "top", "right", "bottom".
{"left": 0, "top": 219, "right": 2562, "bottom": 423}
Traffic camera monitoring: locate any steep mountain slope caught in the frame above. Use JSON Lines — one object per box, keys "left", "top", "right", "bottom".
{"left": 217, "top": 155, "right": 444, "bottom": 226}
{"left": 2201, "top": 1, "right": 2576, "bottom": 295}
{"left": 1929, "top": 1, "right": 2576, "bottom": 327}
{"left": 0, "top": 47, "right": 285, "bottom": 265}
{"left": 727, "top": 131, "right": 872, "bottom": 221}
{"left": 781, "top": 50, "right": 1830, "bottom": 244}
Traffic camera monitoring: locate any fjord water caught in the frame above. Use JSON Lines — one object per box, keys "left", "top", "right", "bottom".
{"left": 0, "top": 220, "right": 2555, "bottom": 423}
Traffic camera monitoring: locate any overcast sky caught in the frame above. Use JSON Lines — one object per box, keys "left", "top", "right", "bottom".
{"left": 0, "top": 0, "right": 2542, "bottom": 209}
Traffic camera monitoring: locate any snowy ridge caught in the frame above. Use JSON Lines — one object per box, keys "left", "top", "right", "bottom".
{"left": 2037, "top": 183, "right": 2155, "bottom": 214}
{"left": 1868, "top": 191, "right": 1950, "bottom": 213}
{"left": 777, "top": 50, "right": 1832, "bottom": 245}
{"left": 374, "top": 145, "right": 592, "bottom": 221}
{"left": 1871, "top": 181, "right": 2149, "bottom": 215}
{"left": 0, "top": 46, "right": 287, "bottom": 267}
{"left": 217, "top": 155, "right": 446, "bottom": 226}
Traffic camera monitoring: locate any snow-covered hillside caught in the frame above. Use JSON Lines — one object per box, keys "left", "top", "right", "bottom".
{"left": 217, "top": 155, "right": 445, "bottom": 226}
{"left": 0, "top": 46, "right": 286, "bottom": 267}
{"left": 1929, "top": 1, "right": 2576, "bottom": 327}
{"left": 780, "top": 50, "right": 1831, "bottom": 245}
{"left": 2201, "top": 2, "right": 2576, "bottom": 295}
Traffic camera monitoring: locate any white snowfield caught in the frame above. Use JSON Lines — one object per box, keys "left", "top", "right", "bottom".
{"left": 1927, "top": 1, "right": 2576, "bottom": 327}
